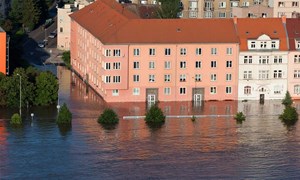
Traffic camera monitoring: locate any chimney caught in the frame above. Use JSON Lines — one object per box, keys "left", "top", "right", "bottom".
{"left": 233, "top": 16, "right": 238, "bottom": 24}
{"left": 282, "top": 15, "right": 286, "bottom": 24}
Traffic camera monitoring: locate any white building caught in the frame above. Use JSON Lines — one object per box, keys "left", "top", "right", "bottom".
{"left": 235, "top": 17, "right": 289, "bottom": 101}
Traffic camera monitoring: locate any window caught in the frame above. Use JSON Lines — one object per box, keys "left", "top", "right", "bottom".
{"left": 227, "top": 48, "right": 232, "bottom": 55}
{"left": 210, "top": 87, "right": 217, "bottom": 94}
{"left": 112, "top": 89, "right": 119, "bottom": 96}
{"left": 271, "top": 41, "right": 276, "bottom": 49}
{"left": 60, "top": 27, "right": 63, "bottom": 32}
{"left": 164, "top": 87, "right": 171, "bottom": 95}
{"left": 244, "top": 56, "right": 253, "bottom": 64}
{"left": 294, "top": 55, "right": 300, "bottom": 63}
{"left": 195, "top": 61, "right": 201, "bottom": 68}
{"left": 195, "top": 74, "right": 201, "bottom": 82}
{"left": 113, "top": 76, "right": 121, "bottom": 83}
{"left": 274, "top": 56, "right": 283, "bottom": 63}
{"left": 211, "top": 61, "right": 217, "bottom": 68}
{"left": 133, "top": 88, "right": 140, "bottom": 95}
{"left": 259, "top": 56, "right": 269, "bottom": 64}
{"left": 292, "top": 1, "right": 298, "bottom": 7}
{"left": 273, "top": 70, "right": 282, "bottom": 78}
{"left": 250, "top": 42, "right": 256, "bottom": 48}
{"left": 260, "top": 41, "right": 267, "bottom": 48}
{"left": 278, "top": 2, "right": 284, "bottom": 7}
{"left": 274, "top": 85, "right": 282, "bottom": 94}
{"left": 105, "top": 63, "right": 111, "bottom": 70}
{"left": 226, "top": 61, "right": 232, "bottom": 68}
{"left": 226, "top": 87, "right": 232, "bottom": 94}
{"left": 164, "top": 74, "right": 171, "bottom": 82}
{"left": 259, "top": 70, "right": 269, "bottom": 79}
{"left": 149, "top": 74, "right": 155, "bottom": 82}
{"left": 196, "top": 48, "right": 202, "bottom": 55}
{"left": 294, "top": 70, "right": 300, "bottom": 78}
{"left": 105, "top": 49, "right": 111, "bottom": 57}
{"left": 211, "top": 74, "right": 217, "bottom": 81}
{"left": 133, "top": 48, "right": 140, "bottom": 56}
{"left": 133, "top": 75, "right": 140, "bottom": 82}
{"left": 231, "top": 1, "right": 238, "bottom": 7}
{"left": 180, "top": 48, "right": 187, "bottom": 55}
{"left": 113, "top": 62, "right": 120, "bottom": 69}
{"left": 244, "top": 86, "right": 251, "bottom": 95}
{"left": 219, "top": 12, "right": 226, "bottom": 18}
{"left": 243, "top": 71, "right": 252, "bottom": 79}
{"left": 211, "top": 48, "right": 217, "bottom": 55}
{"left": 297, "top": 41, "right": 300, "bottom": 49}
{"left": 105, "top": 76, "right": 111, "bottom": 83}
{"left": 133, "top": 61, "right": 140, "bottom": 69}
{"left": 149, "top": 61, "right": 155, "bottom": 69}
{"left": 113, "top": 49, "right": 121, "bottom": 57}
{"left": 165, "top": 61, "right": 171, "bottom": 69}
{"left": 180, "top": 61, "right": 186, "bottom": 68}
{"left": 205, "top": 11, "right": 213, "bottom": 18}
{"left": 180, "top": 87, "right": 186, "bottom": 95}
{"left": 226, "top": 74, "right": 232, "bottom": 81}
{"left": 242, "top": 1, "right": 250, "bottom": 6}
{"left": 219, "top": 2, "right": 226, "bottom": 8}
{"left": 294, "top": 85, "right": 300, "bottom": 94}
{"left": 165, "top": 48, "right": 171, "bottom": 56}
{"left": 149, "top": 48, "right": 156, "bottom": 56}
{"left": 180, "top": 74, "right": 186, "bottom": 82}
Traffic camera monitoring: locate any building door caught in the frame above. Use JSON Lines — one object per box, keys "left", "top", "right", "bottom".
{"left": 147, "top": 94, "right": 156, "bottom": 106}
{"left": 193, "top": 94, "right": 202, "bottom": 106}
{"left": 260, "top": 94, "right": 265, "bottom": 104}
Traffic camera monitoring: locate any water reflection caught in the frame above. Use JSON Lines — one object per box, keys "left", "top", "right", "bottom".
{"left": 0, "top": 67, "right": 300, "bottom": 179}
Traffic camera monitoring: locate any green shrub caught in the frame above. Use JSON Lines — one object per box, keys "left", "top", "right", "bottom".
{"left": 279, "top": 106, "right": 298, "bottom": 126}
{"left": 234, "top": 112, "right": 246, "bottom": 123}
{"left": 10, "top": 113, "right": 22, "bottom": 125}
{"left": 98, "top": 108, "right": 119, "bottom": 125}
{"left": 56, "top": 103, "right": 72, "bottom": 125}
{"left": 191, "top": 115, "right": 196, "bottom": 122}
{"left": 282, "top": 91, "right": 293, "bottom": 107}
{"left": 145, "top": 104, "right": 166, "bottom": 125}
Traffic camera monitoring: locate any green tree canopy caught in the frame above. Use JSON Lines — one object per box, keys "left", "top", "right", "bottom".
{"left": 35, "top": 71, "right": 58, "bottom": 106}
{"left": 57, "top": 103, "right": 72, "bottom": 125}
{"left": 157, "top": 0, "right": 182, "bottom": 19}
{"left": 282, "top": 91, "right": 293, "bottom": 107}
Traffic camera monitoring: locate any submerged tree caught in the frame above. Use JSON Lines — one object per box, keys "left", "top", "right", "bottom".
{"left": 57, "top": 103, "right": 72, "bottom": 126}
{"left": 280, "top": 91, "right": 298, "bottom": 126}
{"left": 35, "top": 72, "right": 58, "bottom": 106}
{"left": 145, "top": 104, "right": 166, "bottom": 127}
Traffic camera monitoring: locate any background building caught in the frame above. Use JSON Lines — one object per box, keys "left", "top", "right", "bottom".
{"left": 0, "top": 26, "right": 6, "bottom": 75}
{"left": 273, "top": 0, "right": 300, "bottom": 17}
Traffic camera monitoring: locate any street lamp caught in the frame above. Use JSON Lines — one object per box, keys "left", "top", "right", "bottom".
{"left": 31, "top": 113, "right": 34, "bottom": 126}
{"left": 16, "top": 74, "right": 22, "bottom": 116}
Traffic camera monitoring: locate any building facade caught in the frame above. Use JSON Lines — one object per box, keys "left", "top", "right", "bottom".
{"left": 232, "top": 4, "right": 273, "bottom": 18}
{"left": 0, "top": 27, "right": 6, "bottom": 75}
{"left": 273, "top": 0, "right": 300, "bottom": 17}
{"left": 235, "top": 17, "right": 289, "bottom": 101}
{"left": 286, "top": 18, "right": 300, "bottom": 99}
{"left": 70, "top": 0, "right": 239, "bottom": 103}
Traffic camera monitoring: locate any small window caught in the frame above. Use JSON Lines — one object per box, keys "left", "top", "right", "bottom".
{"left": 105, "top": 63, "right": 111, "bottom": 70}
{"left": 113, "top": 62, "right": 120, "bottom": 69}
{"left": 211, "top": 48, "right": 217, "bottom": 55}
{"left": 113, "top": 76, "right": 121, "bottom": 83}
{"left": 226, "top": 87, "right": 232, "bottom": 94}
{"left": 149, "top": 74, "right": 155, "bottom": 82}
{"left": 60, "top": 27, "right": 63, "bottom": 32}
{"left": 226, "top": 48, "right": 232, "bottom": 55}
{"left": 196, "top": 48, "right": 202, "bottom": 55}
{"left": 164, "top": 87, "right": 171, "bottom": 95}
{"left": 195, "top": 74, "right": 201, "bottom": 82}
{"left": 180, "top": 61, "right": 186, "bottom": 69}
{"left": 133, "top": 61, "right": 140, "bottom": 69}
{"left": 149, "top": 61, "right": 155, "bottom": 69}
{"left": 165, "top": 48, "right": 171, "bottom": 56}
{"left": 244, "top": 86, "right": 251, "bottom": 95}
{"left": 149, "top": 48, "right": 156, "bottom": 56}
{"left": 180, "top": 48, "right": 187, "bottom": 55}
{"left": 164, "top": 74, "right": 171, "bottom": 82}
{"left": 113, "top": 49, "right": 121, "bottom": 57}
{"left": 226, "top": 74, "right": 232, "bottom": 81}
{"left": 133, "top": 48, "right": 140, "bottom": 56}
{"left": 210, "top": 87, "right": 217, "bottom": 94}
{"left": 133, "top": 75, "right": 140, "bottom": 82}
{"left": 133, "top": 88, "right": 140, "bottom": 95}
{"left": 112, "top": 89, "right": 119, "bottom": 96}
{"left": 211, "top": 61, "right": 217, "bottom": 68}
{"left": 226, "top": 61, "right": 232, "bottom": 68}
{"left": 165, "top": 61, "right": 171, "bottom": 69}
{"left": 195, "top": 61, "right": 201, "bottom": 68}
{"left": 211, "top": 74, "right": 217, "bottom": 81}
{"left": 180, "top": 74, "right": 186, "bottom": 82}
{"left": 180, "top": 87, "right": 186, "bottom": 95}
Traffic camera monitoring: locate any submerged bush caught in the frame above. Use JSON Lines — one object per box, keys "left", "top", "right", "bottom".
{"left": 98, "top": 108, "right": 119, "bottom": 125}
{"left": 279, "top": 106, "right": 298, "bottom": 126}
{"left": 145, "top": 104, "right": 166, "bottom": 125}
{"left": 234, "top": 112, "right": 246, "bottom": 123}
{"left": 11, "top": 113, "right": 22, "bottom": 125}
{"left": 56, "top": 103, "right": 72, "bottom": 125}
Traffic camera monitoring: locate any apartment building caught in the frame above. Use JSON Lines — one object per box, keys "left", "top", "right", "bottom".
{"left": 232, "top": 4, "right": 273, "bottom": 18}
{"left": 181, "top": 0, "right": 270, "bottom": 18}
{"left": 286, "top": 18, "right": 300, "bottom": 99}
{"left": 57, "top": 0, "right": 95, "bottom": 50}
{"left": 235, "top": 17, "right": 289, "bottom": 101}
{"left": 273, "top": 0, "right": 300, "bottom": 17}
{"left": 70, "top": 0, "right": 239, "bottom": 103}
{"left": 0, "top": 26, "right": 6, "bottom": 75}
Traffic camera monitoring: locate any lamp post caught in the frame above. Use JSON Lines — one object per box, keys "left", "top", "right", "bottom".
{"left": 31, "top": 113, "right": 34, "bottom": 126}
{"left": 16, "top": 74, "right": 22, "bottom": 116}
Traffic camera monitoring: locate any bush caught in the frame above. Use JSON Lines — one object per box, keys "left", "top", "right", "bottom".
{"left": 234, "top": 112, "right": 246, "bottom": 123}
{"left": 145, "top": 104, "right": 166, "bottom": 125}
{"left": 98, "top": 108, "right": 119, "bottom": 125}
{"left": 56, "top": 103, "right": 72, "bottom": 125}
{"left": 282, "top": 91, "right": 293, "bottom": 107}
{"left": 279, "top": 106, "right": 298, "bottom": 126}
{"left": 11, "top": 113, "right": 22, "bottom": 125}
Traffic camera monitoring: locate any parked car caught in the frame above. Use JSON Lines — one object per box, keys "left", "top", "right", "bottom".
{"left": 38, "top": 39, "right": 48, "bottom": 48}
{"left": 49, "top": 31, "right": 57, "bottom": 39}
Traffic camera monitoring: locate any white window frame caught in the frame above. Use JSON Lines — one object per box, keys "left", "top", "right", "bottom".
{"left": 180, "top": 87, "right": 186, "bottom": 95}
{"left": 164, "top": 87, "right": 171, "bottom": 95}
{"left": 133, "top": 88, "right": 140, "bottom": 95}
{"left": 133, "top": 61, "right": 140, "bottom": 69}
{"left": 180, "top": 48, "right": 187, "bottom": 55}
{"left": 165, "top": 61, "right": 171, "bottom": 69}
{"left": 133, "top": 48, "right": 140, "bottom": 56}
{"left": 112, "top": 89, "right": 119, "bottom": 96}
{"left": 196, "top": 48, "right": 202, "bottom": 55}
{"left": 210, "top": 87, "right": 217, "bottom": 94}
{"left": 164, "top": 74, "right": 171, "bottom": 82}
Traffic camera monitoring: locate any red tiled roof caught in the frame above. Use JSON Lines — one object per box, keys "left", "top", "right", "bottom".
{"left": 70, "top": 0, "right": 239, "bottom": 44}
{"left": 286, "top": 18, "right": 300, "bottom": 51}
{"left": 235, "top": 18, "right": 288, "bottom": 51}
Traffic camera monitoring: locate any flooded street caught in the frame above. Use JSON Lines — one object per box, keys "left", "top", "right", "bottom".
{"left": 1, "top": 67, "right": 300, "bottom": 179}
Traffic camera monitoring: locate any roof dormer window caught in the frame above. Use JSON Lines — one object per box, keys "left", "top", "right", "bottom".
{"left": 260, "top": 41, "right": 267, "bottom": 49}
{"left": 251, "top": 41, "right": 256, "bottom": 48}
{"left": 271, "top": 41, "right": 276, "bottom": 49}
{"left": 297, "top": 41, "right": 300, "bottom": 49}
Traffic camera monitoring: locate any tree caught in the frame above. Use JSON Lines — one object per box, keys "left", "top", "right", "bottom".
{"left": 157, "top": 0, "right": 182, "bottom": 19}
{"left": 145, "top": 104, "right": 166, "bottom": 125}
{"left": 234, "top": 112, "right": 246, "bottom": 123}
{"left": 57, "top": 103, "right": 72, "bottom": 125}
{"left": 282, "top": 91, "right": 293, "bottom": 107}
{"left": 279, "top": 106, "right": 298, "bottom": 126}
{"left": 11, "top": 113, "right": 22, "bottom": 125}
{"left": 22, "top": 0, "right": 43, "bottom": 30}
{"left": 98, "top": 108, "right": 119, "bottom": 125}
{"left": 34, "top": 71, "right": 58, "bottom": 105}
{"left": 9, "top": 0, "right": 24, "bottom": 24}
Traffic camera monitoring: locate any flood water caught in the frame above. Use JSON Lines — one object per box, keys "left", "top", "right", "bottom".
{"left": 1, "top": 67, "right": 300, "bottom": 179}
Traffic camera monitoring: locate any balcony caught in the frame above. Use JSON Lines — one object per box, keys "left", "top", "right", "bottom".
{"left": 204, "top": 7, "right": 214, "bottom": 11}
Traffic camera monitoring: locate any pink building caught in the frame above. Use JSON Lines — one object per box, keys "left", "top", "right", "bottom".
{"left": 70, "top": 0, "right": 239, "bottom": 103}
{"left": 286, "top": 18, "right": 300, "bottom": 99}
